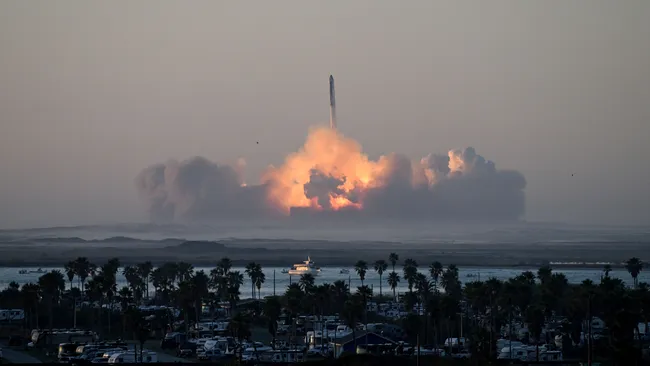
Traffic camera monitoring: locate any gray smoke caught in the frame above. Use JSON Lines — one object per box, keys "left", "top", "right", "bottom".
{"left": 362, "top": 147, "right": 525, "bottom": 219}
{"left": 136, "top": 147, "right": 526, "bottom": 222}
{"left": 135, "top": 157, "right": 273, "bottom": 222}
{"left": 303, "top": 169, "right": 346, "bottom": 210}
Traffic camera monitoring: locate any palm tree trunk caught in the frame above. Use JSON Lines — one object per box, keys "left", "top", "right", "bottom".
{"left": 48, "top": 296, "right": 54, "bottom": 348}
{"left": 73, "top": 297, "right": 77, "bottom": 328}
{"left": 379, "top": 274, "right": 382, "bottom": 297}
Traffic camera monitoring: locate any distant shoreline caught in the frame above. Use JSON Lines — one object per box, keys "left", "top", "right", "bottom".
{"left": 0, "top": 259, "right": 622, "bottom": 270}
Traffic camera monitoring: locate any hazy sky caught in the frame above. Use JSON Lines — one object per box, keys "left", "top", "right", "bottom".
{"left": 1, "top": 1, "right": 649, "bottom": 228}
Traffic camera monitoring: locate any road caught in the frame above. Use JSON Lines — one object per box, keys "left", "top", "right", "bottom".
{"left": 0, "top": 347, "right": 42, "bottom": 363}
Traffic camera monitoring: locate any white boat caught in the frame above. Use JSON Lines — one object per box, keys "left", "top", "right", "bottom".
{"left": 288, "top": 256, "right": 321, "bottom": 276}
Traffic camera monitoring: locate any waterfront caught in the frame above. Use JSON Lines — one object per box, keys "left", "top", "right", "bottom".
{"left": 1, "top": 265, "right": 646, "bottom": 299}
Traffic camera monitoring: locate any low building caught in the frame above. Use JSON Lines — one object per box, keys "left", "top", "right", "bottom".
{"left": 332, "top": 331, "right": 396, "bottom": 357}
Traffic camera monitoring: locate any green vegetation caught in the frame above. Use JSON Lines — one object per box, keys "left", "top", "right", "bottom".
{"left": 0, "top": 256, "right": 647, "bottom": 364}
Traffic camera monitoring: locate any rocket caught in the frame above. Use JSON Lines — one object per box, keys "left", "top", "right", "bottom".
{"left": 329, "top": 75, "right": 337, "bottom": 130}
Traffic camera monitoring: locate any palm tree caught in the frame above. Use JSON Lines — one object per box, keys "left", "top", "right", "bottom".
{"left": 403, "top": 259, "right": 418, "bottom": 292}
{"left": 354, "top": 260, "right": 368, "bottom": 287}
{"left": 64, "top": 260, "right": 76, "bottom": 291}
{"left": 626, "top": 257, "right": 644, "bottom": 288}
{"left": 429, "top": 261, "right": 443, "bottom": 291}
{"left": 285, "top": 283, "right": 304, "bottom": 347}
{"left": 228, "top": 312, "right": 252, "bottom": 344}
{"left": 331, "top": 280, "right": 349, "bottom": 314}
{"left": 123, "top": 266, "right": 143, "bottom": 302}
{"left": 264, "top": 296, "right": 282, "bottom": 346}
{"left": 603, "top": 264, "right": 612, "bottom": 279}
{"left": 387, "top": 272, "right": 400, "bottom": 301}
{"left": 104, "top": 258, "right": 121, "bottom": 277}
{"left": 38, "top": 270, "right": 65, "bottom": 345}
{"left": 374, "top": 260, "right": 388, "bottom": 297}
{"left": 245, "top": 262, "right": 260, "bottom": 299}
{"left": 73, "top": 257, "right": 95, "bottom": 294}
{"left": 227, "top": 271, "right": 244, "bottom": 314}
{"left": 137, "top": 261, "right": 153, "bottom": 299}
{"left": 192, "top": 270, "right": 211, "bottom": 322}
{"left": 217, "top": 257, "right": 233, "bottom": 277}
{"left": 299, "top": 273, "right": 315, "bottom": 294}
{"left": 255, "top": 271, "right": 266, "bottom": 300}
{"left": 21, "top": 283, "right": 40, "bottom": 329}
{"left": 176, "top": 262, "right": 194, "bottom": 283}
{"left": 389, "top": 253, "right": 399, "bottom": 272}
{"left": 117, "top": 286, "right": 133, "bottom": 336}
{"left": 537, "top": 265, "right": 552, "bottom": 285}
{"left": 341, "top": 295, "right": 364, "bottom": 351}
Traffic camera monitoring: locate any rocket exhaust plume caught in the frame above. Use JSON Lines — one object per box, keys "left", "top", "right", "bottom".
{"left": 137, "top": 128, "right": 527, "bottom": 222}
{"left": 329, "top": 75, "right": 336, "bottom": 130}
{"left": 135, "top": 73, "right": 526, "bottom": 221}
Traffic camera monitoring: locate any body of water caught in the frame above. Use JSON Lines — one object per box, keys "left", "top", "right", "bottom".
{"left": 0, "top": 266, "right": 644, "bottom": 299}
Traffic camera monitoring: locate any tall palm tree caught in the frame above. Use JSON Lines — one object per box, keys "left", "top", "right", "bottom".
{"left": 374, "top": 260, "right": 388, "bottom": 297}
{"left": 387, "top": 272, "right": 400, "bottom": 301}
{"left": 403, "top": 259, "right": 418, "bottom": 292}
{"left": 117, "top": 286, "right": 133, "bottom": 337}
{"left": 299, "top": 273, "right": 316, "bottom": 294}
{"left": 537, "top": 265, "right": 552, "bottom": 285}
{"left": 626, "top": 257, "right": 644, "bottom": 288}
{"left": 73, "top": 257, "right": 95, "bottom": 294}
{"left": 389, "top": 253, "right": 399, "bottom": 272}
{"left": 429, "top": 261, "right": 443, "bottom": 292}
{"left": 192, "top": 270, "right": 211, "bottom": 322}
{"left": 245, "top": 262, "right": 259, "bottom": 299}
{"left": 284, "top": 283, "right": 304, "bottom": 347}
{"left": 331, "top": 280, "right": 349, "bottom": 314}
{"left": 356, "top": 285, "right": 373, "bottom": 304}
{"left": 21, "top": 283, "right": 40, "bottom": 329}
{"left": 341, "top": 295, "right": 364, "bottom": 351}
{"left": 354, "top": 260, "right": 368, "bottom": 287}
{"left": 137, "top": 261, "right": 153, "bottom": 299}
{"left": 255, "top": 270, "right": 266, "bottom": 300}
{"left": 264, "top": 296, "right": 282, "bottom": 346}
{"left": 175, "top": 279, "right": 195, "bottom": 333}
{"left": 123, "top": 266, "right": 143, "bottom": 302}
{"left": 38, "top": 270, "right": 65, "bottom": 345}
{"left": 176, "top": 262, "right": 194, "bottom": 283}
{"left": 218, "top": 257, "right": 233, "bottom": 277}
{"left": 227, "top": 271, "right": 244, "bottom": 314}
{"left": 64, "top": 260, "right": 76, "bottom": 291}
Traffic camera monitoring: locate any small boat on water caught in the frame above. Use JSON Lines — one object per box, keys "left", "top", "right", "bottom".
{"left": 287, "top": 256, "right": 321, "bottom": 276}
{"left": 339, "top": 269, "right": 350, "bottom": 274}
{"left": 19, "top": 268, "right": 45, "bottom": 275}
{"left": 281, "top": 269, "right": 289, "bottom": 274}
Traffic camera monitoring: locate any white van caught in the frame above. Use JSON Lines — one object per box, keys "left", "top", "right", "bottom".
{"left": 107, "top": 351, "right": 157, "bottom": 363}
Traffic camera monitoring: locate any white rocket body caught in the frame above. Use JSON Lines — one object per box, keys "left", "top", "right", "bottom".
{"left": 329, "top": 75, "right": 337, "bottom": 130}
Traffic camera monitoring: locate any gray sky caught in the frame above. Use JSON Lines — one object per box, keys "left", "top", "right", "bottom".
{"left": 1, "top": 1, "right": 649, "bottom": 228}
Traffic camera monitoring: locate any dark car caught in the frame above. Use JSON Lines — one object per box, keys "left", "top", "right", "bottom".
{"left": 176, "top": 342, "right": 196, "bottom": 358}
{"left": 160, "top": 332, "right": 187, "bottom": 350}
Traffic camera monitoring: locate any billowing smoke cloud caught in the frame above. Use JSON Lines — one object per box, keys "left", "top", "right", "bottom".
{"left": 136, "top": 127, "right": 526, "bottom": 221}
{"left": 135, "top": 157, "right": 272, "bottom": 222}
